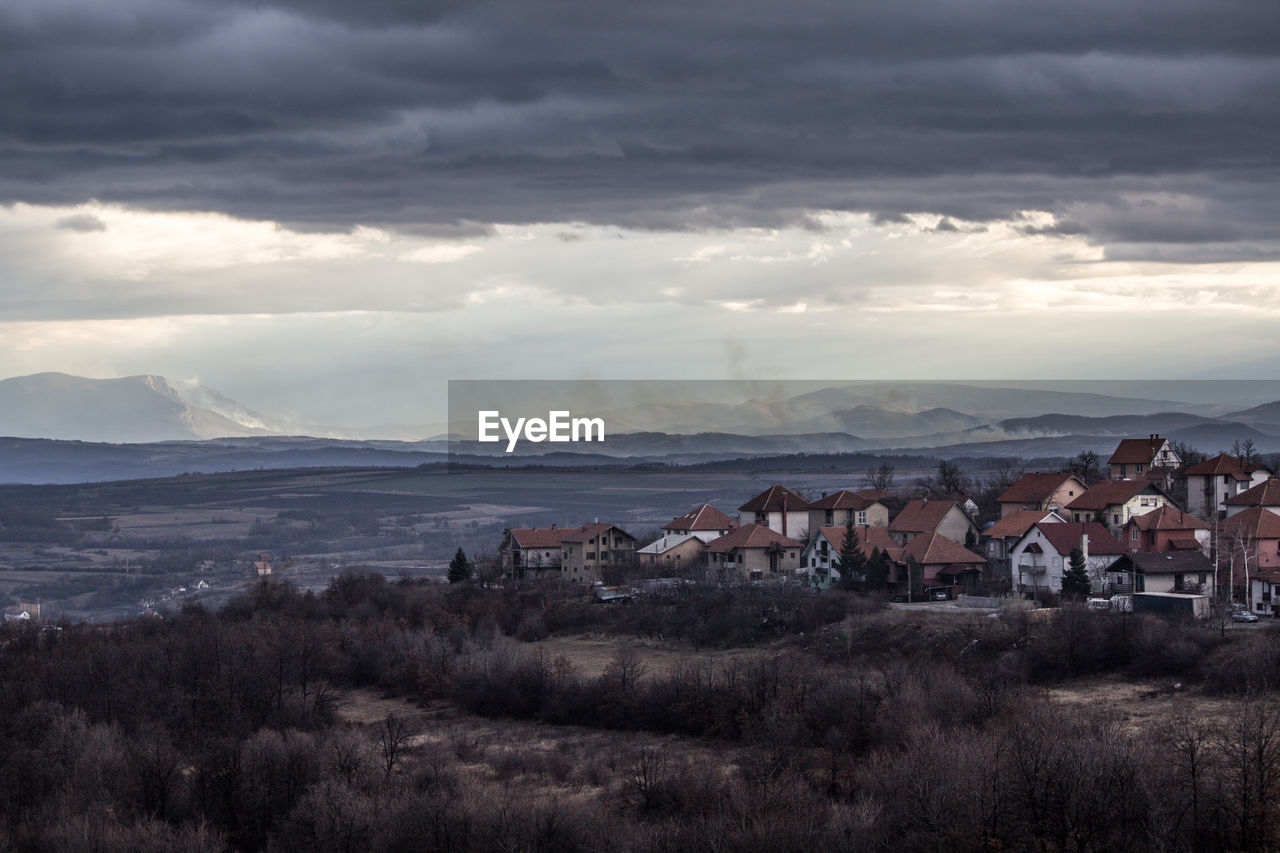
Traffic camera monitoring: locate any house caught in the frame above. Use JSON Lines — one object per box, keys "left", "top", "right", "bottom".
{"left": 1218, "top": 508, "right": 1280, "bottom": 589}
{"left": 636, "top": 533, "right": 706, "bottom": 569}
{"left": 1108, "top": 434, "right": 1181, "bottom": 481}
{"left": 1066, "top": 479, "right": 1172, "bottom": 533}
{"left": 888, "top": 499, "right": 977, "bottom": 547}
{"left": 499, "top": 526, "right": 567, "bottom": 576}
{"left": 996, "top": 473, "right": 1088, "bottom": 518}
{"left": 738, "top": 485, "right": 810, "bottom": 539}
{"left": 895, "top": 532, "right": 987, "bottom": 597}
{"left": 559, "top": 523, "right": 638, "bottom": 581}
{"left": 661, "top": 503, "right": 739, "bottom": 542}
{"left": 1181, "top": 454, "right": 1273, "bottom": 518}
{"left": 1110, "top": 551, "right": 1213, "bottom": 597}
{"left": 1008, "top": 522, "right": 1126, "bottom": 597}
{"left": 982, "top": 509, "right": 1067, "bottom": 575}
{"left": 802, "top": 524, "right": 900, "bottom": 587}
{"left": 252, "top": 553, "right": 273, "bottom": 576}
{"left": 806, "top": 489, "right": 890, "bottom": 533}
{"left": 1224, "top": 478, "right": 1280, "bottom": 518}
{"left": 705, "top": 523, "right": 803, "bottom": 582}
{"left": 1249, "top": 570, "right": 1280, "bottom": 618}
{"left": 1121, "top": 505, "right": 1210, "bottom": 555}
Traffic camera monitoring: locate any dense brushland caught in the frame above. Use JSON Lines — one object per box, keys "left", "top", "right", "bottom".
{"left": 4, "top": 574, "right": 1280, "bottom": 852}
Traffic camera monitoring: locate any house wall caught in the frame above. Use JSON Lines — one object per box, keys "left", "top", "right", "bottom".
{"left": 1000, "top": 479, "right": 1084, "bottom": 518}
{"left": 709, "top": 545, "right": 801, "bottom": 582}
{"left": 560, "top": 529, "right": 637, "bottom": 581}
{"left": 807, "top": 503, "right": 889, "bottom": 532}
{"left": 748, "top": 510, "right": 809, "bottom": 539}
{"left": 1073, "top": 492, "right": 1168, "bottom": 532}
{"left": 638, "top": 536, "right": 705, "bottom": 568}
{"left": 1187, "top": 474, "right": 1256, "bottom": 517}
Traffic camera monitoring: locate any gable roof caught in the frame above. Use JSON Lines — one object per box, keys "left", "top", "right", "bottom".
{"left": 1109, "top": 436, "right": 1168, "bottom": 465}
{"left": 662, "top": 503, "right": 739, "bottom": 531}
{"left": 1126, "top": 505, "right": 1208, "bottom": 532}
{"left": 984, "top": 509, "right": 1062, "bottom": 540}
{"left": 813, "top": 524, "right": 899, "bottom": 559}
{"left": 738, "top": 484, "right": 810, "bottom": 513}
{"left": 1025, "top": 522, "right": 1125, "bottom": 556}
{"left": 705, "top": 523, "right": 802, "bottom": 552}
{"left": 1220, "top": 507, "right": 1280, "bottom": 541}
{"left": 855, "top": 488, "right": 897, "bottom": 503}
{"left": 558, "top": 522, "right": 634, "bottom": 543}
{"left": 508, "top": 527, "right": 570, "bottom": 549}
{"left": 1126, "top": 550, "right": 1212, "bottom": 575}
{"left": 997, "top": 472, "right": 1082, "bottom": 506}
{"left": 636, "top": 533, "right": 704, "bottom": 555}
{"left": 1066, "top": 479, "right": 1161, "bottom": 512}
{"left": 1224, "top": 478, "right": 1280, "bottom": 508}
{"left": 898, "top": 532, "right": 985, "bottom": 567}
{"left": 889, "top": 499, "right": 968, "bottom": 534}
{"left": 808, "top": 489, "right": 880, "bottom": 510}
{"left": 1182, "top": 453, "right": 1271, "bottom": 480}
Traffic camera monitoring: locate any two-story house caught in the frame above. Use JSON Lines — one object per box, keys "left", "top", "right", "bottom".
{"left": 806, "top": 489, "right": 890, "bottom": 532}
{"left": 705, "top": 523, "right": 803, "bottom": 582}
{"left": 737, "top": 485, "right": 810, "bottom": 539}
{"left": 559, "top": 523, "right": 638, "bottom": 581}
{"left": 1121, "top": 505, "right": 1210, "bottom": 555}
{"left": 1108, "top": 434, "right": 1181, "bottom": 481}
{"left": 982, "top": 509, "right": 1067, "bottom": 575}
{"left": 996, "top": 473, "right": 1088, "bottom": 518}
{"left": 1008, "top": 521, "right": 1126, "bottom": 597}
{"left": 499, "top": 526, "right": 568, "bottom": 577}
{"left": 661, "top": 503, "right": 740, "bottom": 542}
{"left": 1065, "top": 479, "right": 1171, "bottom": 533}
{"left": 1182, "top": 454, "right": 1273, "bottom": 519}
{"left": 888, "top": 499, "right": 977, "bottom": 546}
{"left": 802, "top": 524, "right": 900, "bottom": 587}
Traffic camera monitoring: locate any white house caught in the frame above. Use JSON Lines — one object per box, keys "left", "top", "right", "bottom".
{"left": 1008, "top": 521, "right": 1126, "bottom": 597}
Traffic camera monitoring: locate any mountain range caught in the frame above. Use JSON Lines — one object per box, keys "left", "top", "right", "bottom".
{"left": 3, "top": 373, "right": 1280, "bottom": 483}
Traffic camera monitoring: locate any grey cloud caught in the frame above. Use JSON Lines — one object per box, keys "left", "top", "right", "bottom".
{"left": 54, "top": 212, "right": 107, "bottom": 232}
{"left": 1, "top": 0, "right": 1279, "bottom": 259}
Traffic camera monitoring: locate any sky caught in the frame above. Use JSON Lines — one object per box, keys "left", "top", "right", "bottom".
{"left": 2, "top": 0, "right": 1279, "bottom": 429}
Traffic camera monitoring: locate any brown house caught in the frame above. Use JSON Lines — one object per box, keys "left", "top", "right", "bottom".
{"left": 888, "top": 499, "right": 977, "bottom": 546}
{"left": 807, "top": 489, "right": 891, "bottom": 532}
{"left": 1121, "top": 506, "right": 1209, "bottom": 555}
{"left": 705, "top": 523, "right": 802, "bottom": 582}
{"left": 662, "top": 503, "right": 739, "bottom": 542}
{"left": 1108, "top": 434, "right": 1180, "bottom": 481}
{"left": 1066, "top": 480, "right": 1171, "bottom": 533}
{"left": 996, "top": 473, "right": 1087, "bottom": 518}
{"left": 894, "top": 532, "right": 987, "bottom": 596}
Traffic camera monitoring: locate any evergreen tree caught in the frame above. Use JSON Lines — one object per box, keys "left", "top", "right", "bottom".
{"left": 864, "top": 547, "right": 889, "bottom": 592}
{"left": 835, "top": 518, "right": 866, "bottom": 590}
{"left": 1061, "top": 547, "right": 1091, "bottom": 598}
{"left": 448, "top": 547, "right": 471, "bottom": 584}
{"left": 906, "top": 555, "right": 923, "bottom": 601}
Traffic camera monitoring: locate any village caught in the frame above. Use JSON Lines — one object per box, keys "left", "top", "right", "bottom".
{"left": 499, "top": 435, "right": 1280, "bottom": 619}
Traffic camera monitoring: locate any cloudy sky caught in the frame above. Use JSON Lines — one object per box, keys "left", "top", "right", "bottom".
{"left": 2, "top": 0, "right": 1279, "bottom": 429}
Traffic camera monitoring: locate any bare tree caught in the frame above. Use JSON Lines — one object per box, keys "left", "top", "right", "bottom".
{"left": 1232, "top": 438, "right": 1260, "bottom": 466}
{"left": 865, "top": 462, "right": 896, "bottom": 492}
{"left": 376, "top": 714, "right": 414, "bottom": 781}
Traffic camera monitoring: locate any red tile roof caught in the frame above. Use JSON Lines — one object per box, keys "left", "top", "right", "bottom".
{"left": 1127, "top": 550, "right": 1212, "bottom": 575}
{"left": 705, "top": 523, "right": 802, "bottom": 552}
{"left": 1182, "top": 454, "right": 1270, "bottom": 480}
{"left": 738, "top": 484, "right": 810, "bottom": 513}
{"left": 997, "top": 473, "right": 1082, "bottom": 506}
{"left": 1220, "top": 507, "right": 1280, "bottom": 541}
{"left": 898, "top": 532, "right": 985, "bottom": 567}
{"left": 558, "top": 522, "right": 634, "bottom": 543}
{"left": 1127, "top": 505, "right": 1208, "bottom": 532}
{"left": 1030, "top": 522, "right": 1126, "bottom": 556}
{"left": 808, "top": 489, "right": 880, "bottom": 510}
{"left": 509, "top": 527, "right": 570, "bottom": 549}
{"left": 1065, "top": 479, "right": 1159, "bottom": 512}
{"left": 889, "top": 499, "right": 965, "bottom": 534}
{"left": 662, "top": 503, "right": 740, "bottom": 531}
{"left": 815, "top": 525, "right": 900, "bottom": 559}
{"left": 855, "top": 488, "right": 897, "bottom": 503}
{"left": 1109, "top": 436, "right": 1168, "bottom": 465}
{"left": 984, "top": 509, "right": 1060, "bottom": 540}
{"left": 1224, "top": 478, "right": 1280, "bottom": 508}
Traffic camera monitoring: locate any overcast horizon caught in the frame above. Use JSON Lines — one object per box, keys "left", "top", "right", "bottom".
{"left": 3, "top": 1, "right": 1280, "bottom": 427}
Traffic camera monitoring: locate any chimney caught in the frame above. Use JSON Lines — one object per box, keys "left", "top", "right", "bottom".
{"left": 1081, "top": 531, "right": 1089, "bottom": 559}
{"left": 550, "top": 523, "right": 556, "bottom": 529}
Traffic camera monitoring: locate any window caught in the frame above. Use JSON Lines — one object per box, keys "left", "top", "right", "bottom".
{"left": 1137, "top": 465, "right": 1144, "bottom": 473}
{"left": 857, "top": 511, "right": 867, "bottom": 524}
{"left": 824, "top": 510, "right": 834, "bottom": 525}
{"left": 1131, "top": 529, "right": 1138, "bottom": 541}
{"left": 1113, "top": 514, "right": 1120, "bottom": 525}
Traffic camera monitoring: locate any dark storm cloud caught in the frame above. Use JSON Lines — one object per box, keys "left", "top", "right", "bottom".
{"left": 2, "top": 0, "right": 1279, "bottom": 254}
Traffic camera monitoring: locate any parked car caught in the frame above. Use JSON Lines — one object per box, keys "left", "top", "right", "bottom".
{"left": 1232, "top": 609, "right": 1259, "bottom": 623}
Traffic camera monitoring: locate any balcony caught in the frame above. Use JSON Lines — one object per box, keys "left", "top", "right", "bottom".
{"left": 1018, "top": 562, "right": 1048, "bottom": 575}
